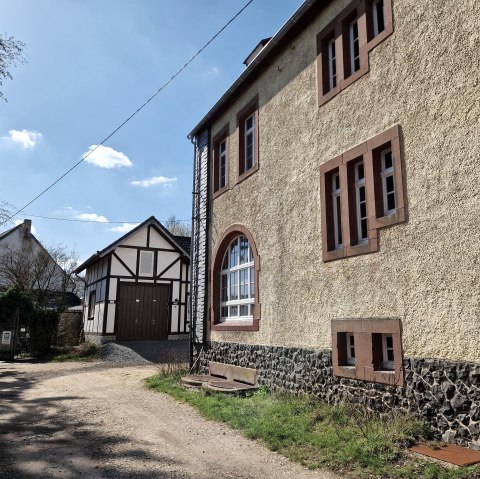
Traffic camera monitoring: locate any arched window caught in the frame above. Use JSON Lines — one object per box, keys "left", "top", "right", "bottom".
{"left": 220, "top": 235, "right": 254, "bottom": 321}
{"left": 211, "top": 225, "right": 260, "bottom": 331}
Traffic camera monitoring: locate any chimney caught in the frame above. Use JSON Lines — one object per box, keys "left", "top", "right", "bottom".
{"left": 243, "top": 37, "right": 271, "bottom": 67}
{"left": 23, "top": 219, "right": 32, "bottom": 238}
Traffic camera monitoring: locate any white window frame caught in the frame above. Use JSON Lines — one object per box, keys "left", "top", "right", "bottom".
{"left": 355, "top": 161, "right": 368, "bottom": 243}
{"left": 346, "top": 333, "right": 355, "bottom": 365}
{"left": 382, "top": 333, "right": 395, "bottom": 370}
{"left": 327, "top": 37, "right": 337, "bottom": 90}
{"left": 218, "top": 138, "right": 227, "bottom": 189}
{"left": 139, "top": 250, "right": 154, "bottom": 276}
{"left": 349, "top": 19, "right": 360, "bottom": 73}
{"left": 244, "top": 113, "right": 256, "bottom": 172}
{"left": 332, "top": 172, "right": 343, "bottom": 249}
{"left": 220, "top": 236, "right": 254, "bottom": 322}
{"left": 373, "top": 0, "right": 385, "bottom": 37}
{"left": 380, "top": 147, "right": 396, "bottom": 216}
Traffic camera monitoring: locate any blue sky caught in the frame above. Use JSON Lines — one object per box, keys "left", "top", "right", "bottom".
{"left": 1, "top": 0, "right": 303, "bottom": 263}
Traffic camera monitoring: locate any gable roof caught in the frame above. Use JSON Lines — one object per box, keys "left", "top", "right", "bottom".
{"left": 74, "top": 216, "right": 190, "bottom": 274}
{"left": 188, "top": 0, "right": 330, "bottom": 138}
{"left": 0, "top": 223, "right": 22, "bottom": 241}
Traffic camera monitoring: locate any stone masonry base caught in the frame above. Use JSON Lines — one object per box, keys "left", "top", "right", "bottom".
{"left": 193, "top": 341, "right": 480, "bottom": 449}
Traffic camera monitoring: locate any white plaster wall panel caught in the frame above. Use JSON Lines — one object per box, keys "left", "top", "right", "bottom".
{"left": 120, "top": 228, "right": 147, "bottom": 247}
{"left": 106, "top": 305, "right": 115, "bottom": 333}
{"left": 207, "top": 0, "right": 480, "bottom": 362}
{"left": 94, "top": 303, "right": 104, "bottom": 333}
{"left": 109, "top": 278, "right": 117, "bottom": 301}
{"left": 149, "top": 228, "right": 174, "bottom": 249}
{"left": 141, "top": 279, "right": 154, "bottom": 283}
{"left": 171, "top": 281, "right": 180, "bottom": 304}
{"left": 121, "top": 278, "right": 135, "bottom": 283}
{"left": 111, "top": 249, "right": 136, "bottom": 276}
{"left": 157, "top": 252, "right": 180, "bottom": 275}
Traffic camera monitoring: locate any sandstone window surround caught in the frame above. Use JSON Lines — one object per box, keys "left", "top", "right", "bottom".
{"left": 332, "top": 318, "right": 404, "bottom": 386}
{"left": 319, "top": 124, "right": 405, "bottom": 262}
{"left": 88, "top": 291, "right": 96, "bottom": 320}
{"left": 212, "top": 124, "right": 230, "bottom": 199}
{"left": 210, "top": 225, "right": 260, "bottom": 332}
{"left": 237, "top": 96, "right": 259, "bottom": 183}
{"left": 316, "top": 0, "right": 393, "bottom": 107}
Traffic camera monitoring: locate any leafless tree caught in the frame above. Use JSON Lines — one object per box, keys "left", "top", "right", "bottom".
{"left": 0, "top": 200, "right": 13, "bottom": 226}
{"left": 164, "top": 214, "right": 191, "bottom": 237}
{"left": 0, "top": 242, "right": 80, "bottom": 307}
{"left": 0, "top": 33, "right": 27, "bottom": 102}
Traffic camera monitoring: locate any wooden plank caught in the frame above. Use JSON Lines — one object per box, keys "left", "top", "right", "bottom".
{"left": 410, "top": 444, "right": 480, "bottom": 466}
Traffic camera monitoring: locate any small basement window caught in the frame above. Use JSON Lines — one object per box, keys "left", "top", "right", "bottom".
{"left": 346, "top": 332, "right": 355, "bottom": 365}
{"left": 382, "top": 334, "right": 395, "bottom": 370}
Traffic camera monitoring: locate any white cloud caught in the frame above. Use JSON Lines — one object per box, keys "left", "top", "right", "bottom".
{"left": 130, "top": 176, "right": 177, "bottom": 188}
{"left": 83, "top": 145, "right": 132, "bottom": 169}
{"left": 75, "top": 213, "right": 108, "bottom": 223}
{"left": 14, "top": 219, "right": 37, "bottom": 234}
{"left": 2, "top": 129, "right": 42, "bottom": 149}
{"left": 108, "top": 223, "right": 139, "bottom": 233}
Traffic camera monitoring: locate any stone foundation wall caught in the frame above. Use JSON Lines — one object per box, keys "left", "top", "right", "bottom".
{"left": 193, "top": 341, "right": 480, "bottom": 449}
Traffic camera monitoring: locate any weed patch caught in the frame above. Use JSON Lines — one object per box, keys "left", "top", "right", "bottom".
{"left": 146, "top": 374, "right": 480, "bottom": 478}
{"left": 49, "top": 342, "right": 99, "bottom": 362}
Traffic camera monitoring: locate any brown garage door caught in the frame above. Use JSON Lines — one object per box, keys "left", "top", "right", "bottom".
{"left": 116, "top": 283, "right": 170, "bottom": 340}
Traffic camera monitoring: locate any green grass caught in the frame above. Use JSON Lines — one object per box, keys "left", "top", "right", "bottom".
{"left": 146, "top": 373, "right": 480, "bottom": 479}
{"left": 49, "top": 342, "right": 100, "bottom": 362}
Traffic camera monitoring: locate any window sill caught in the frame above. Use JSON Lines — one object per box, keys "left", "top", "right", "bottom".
{"left": 237, "top": 162, "right": 259, "bottom": 185}
{"left": 211, "top": 318, "right": 259, "bottom": 332}
{"left": 212, "top": 185, "right": 229, "bottom": 200}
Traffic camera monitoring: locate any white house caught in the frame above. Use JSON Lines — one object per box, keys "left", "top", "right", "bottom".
{"left": 74, "top": 216, "right": 190, "bottom": 342}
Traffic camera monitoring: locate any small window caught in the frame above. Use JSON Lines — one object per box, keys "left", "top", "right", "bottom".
{"left": 212, "top": 125, "right": 229, "bottom": 198}
{"left": 88, "top": 291, "right": 96, "bottom": 320}
{"left": 244, "top": 114, "right": 256, "bottom": 172}
{"left": 355, "top": 161, "right": 368, "bottom": 243}
{"left": 327, "top": 37, "right": 337, "bottom": 91}
{"left": 382, "top": 334, "right": 395, "bottom": 370}
{"left": 219, "top": 139, "right": 227, "bottom": 189}
{"left": 349, "top": 19, "right": 360, "bottom": 73}
{"left": 373, "top": 0, "right": 385, "bottom": 37}
{"left": 139, "top": 250, "right": 154, "bottom": 276}
{"left": 346, "top": 333, "right": 355, "bottom": 365}
{"left": 332, "top": 172, "right": 343, "bottom": 249}
{"left": 381, "top": 148, "right": 396, "bottom": 215}
{"left": 238, "top": 97, "right": 259, "bottom": 181}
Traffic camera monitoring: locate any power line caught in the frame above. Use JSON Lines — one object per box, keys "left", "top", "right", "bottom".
{"left": 1, "top": 0, "right": 254, "bottom": 227}
{"left": 13, "top": 213, "right": 190, "bottom": 224}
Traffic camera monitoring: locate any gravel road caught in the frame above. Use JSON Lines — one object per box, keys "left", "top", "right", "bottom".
{"left": 0, "top": 359, "right": 341, "bottom": 479}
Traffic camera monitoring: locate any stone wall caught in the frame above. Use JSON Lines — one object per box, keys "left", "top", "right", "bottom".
{"left": 194, "top": 341, "right": 480, "bottom": 448}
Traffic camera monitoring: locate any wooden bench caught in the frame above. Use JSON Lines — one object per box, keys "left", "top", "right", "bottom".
{"left": 181, "top": 361, "right": 259, "bottom": 393}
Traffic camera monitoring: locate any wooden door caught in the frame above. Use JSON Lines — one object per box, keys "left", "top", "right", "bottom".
{"left": 116, "top": 283, "right": 169, "bottom": 340}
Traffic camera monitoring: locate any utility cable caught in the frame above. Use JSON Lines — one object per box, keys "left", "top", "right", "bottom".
{"left": 13, "top": 213, "right": 190, "bottom": 224}
{"left": 0, "top": 0, "right": 254, "bottom": 227}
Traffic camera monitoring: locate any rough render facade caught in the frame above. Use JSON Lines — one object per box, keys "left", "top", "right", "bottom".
{"left": 190, "top": 0, "right": 480, "bottom": 446}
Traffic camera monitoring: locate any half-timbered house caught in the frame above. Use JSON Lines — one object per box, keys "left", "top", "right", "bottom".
{"left": 75, "top": 216, "right": 190, "bottom": 342}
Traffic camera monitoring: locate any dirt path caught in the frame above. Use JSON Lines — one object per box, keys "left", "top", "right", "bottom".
{"left": 0, "top": 361, "right": 341, "bottom": 479}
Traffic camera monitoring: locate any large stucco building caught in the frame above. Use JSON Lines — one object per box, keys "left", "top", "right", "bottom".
{"left": 189, "top": 0, "right": 479, "bottom": 447}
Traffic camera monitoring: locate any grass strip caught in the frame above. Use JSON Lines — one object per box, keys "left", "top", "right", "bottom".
{"left": 146, "top": 372, "right": 479, "bottom": 479}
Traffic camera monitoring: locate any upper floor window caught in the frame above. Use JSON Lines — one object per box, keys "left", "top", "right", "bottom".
{"left": 139, "top": 250, "right": 154, "bottom": 276}
{"left": 237, "top": 96, "right": 259, "bottom": 182}
{"left": 212, "top": 125, "right": 229, "bottom": 198}
{"left": 317, "top": 0, "right": 393, "bottom": 106}
{"left": 320, "top": 125, "right": 405, "bottom": 261}
{"left": 372, "top": 0, "right": 385, "bottom": 36}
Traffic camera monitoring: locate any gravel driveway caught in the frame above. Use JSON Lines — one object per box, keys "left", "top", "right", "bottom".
{"left": 0, "top": 359, "right": 341, "bottom": 479}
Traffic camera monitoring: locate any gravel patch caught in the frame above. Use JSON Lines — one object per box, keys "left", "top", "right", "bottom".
{"left": 100, "top": 342, "right": 151, "bottom": 365}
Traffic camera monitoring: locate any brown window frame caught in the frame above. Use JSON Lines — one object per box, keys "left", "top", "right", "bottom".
{"left": 320, "top": 125, "right": 405, "bottom": 262}
{"left": 237, "top": 96, "right": 259, "bottom": 183}
{"left": 210, "top": 224, "right": 260, "bottom": 332}
{"left": 88, "top": 290, "right": 96, "bottom": 320}
{"left": 212, "top": 124, "right": 230, "bottom": 199}
{"left": 316, "top": 0, "right": 393, "bottom": 107}
{"left": 332, "top": 318, "right": 404, "bottom": 386}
